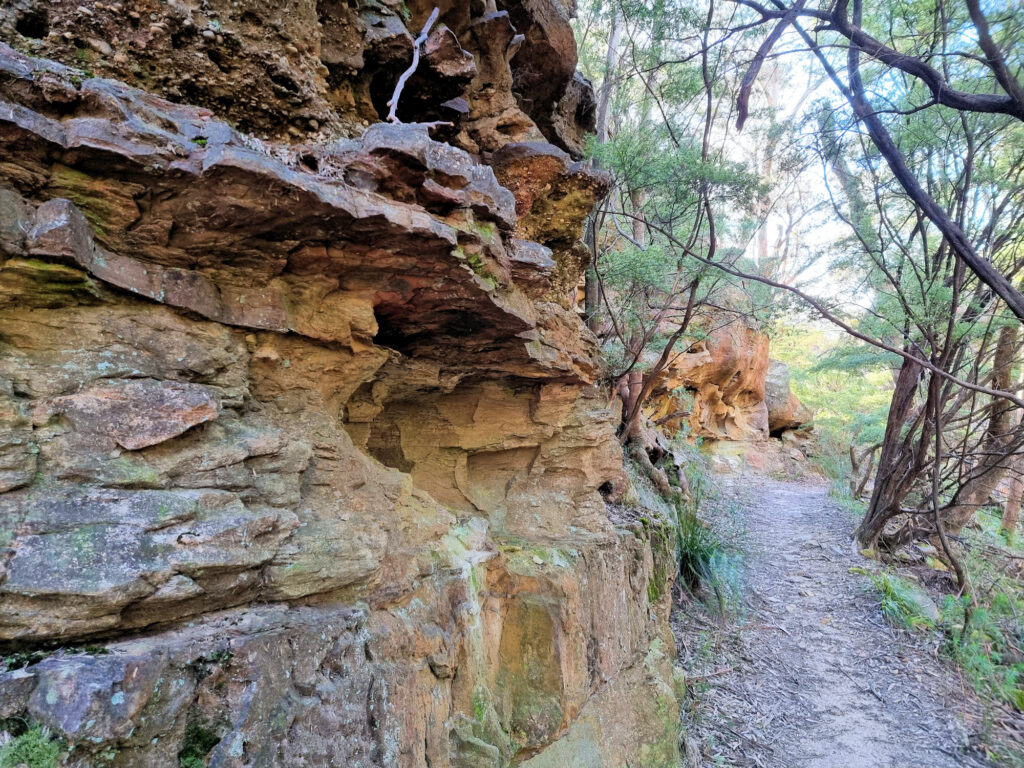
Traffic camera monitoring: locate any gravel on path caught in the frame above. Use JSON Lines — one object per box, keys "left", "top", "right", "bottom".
{"left": 675, "top": 474, "right": 1005, "bottom": 768}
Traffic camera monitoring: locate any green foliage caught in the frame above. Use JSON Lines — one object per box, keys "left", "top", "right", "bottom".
{"left": 672, "top": 447, "right": 717, "bottom": 583}
{"left": 178, "top": 721, "right": 221, "bottom": 768}
{"left": 574, "top": 0, "right": 777, "bottom": 384}
{"left": 675, "top": 508, "right": 719, "bottom": 593}
{"left": 2, "top": 650, "right": 49, "bottom": 672}
{"left": 669, "top": 444, "right": 746, "bottom": 616}
{"left": 943, "top": 598, "right": 1021, "bottom": 704}
{"left": 771, "top": 323, "right": 893, "bottom": 502}
{"left": 0, "top": 725, "right": 64, "bottom": 768}
{"left": 772, "top": 324, "right": 893, "bottom": 447}
{"left": 863, "top": 570, "right": 935, "bottom": 630}
{"left": 934, "top": 506, "right": 1024, "bottom": 726}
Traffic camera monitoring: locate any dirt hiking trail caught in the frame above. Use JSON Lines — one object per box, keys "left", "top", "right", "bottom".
{"left": 675, "top": 474, "right": 1014, "bottom": 768}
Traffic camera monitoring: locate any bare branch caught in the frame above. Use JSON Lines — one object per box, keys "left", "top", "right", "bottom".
{"left": 736, "top": 0, "right": 805, "bottom": 130}
{"left": 387, "top": 7, "right": 440, "bottom": 124}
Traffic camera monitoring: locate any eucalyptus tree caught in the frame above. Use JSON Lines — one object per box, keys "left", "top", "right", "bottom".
{"left": 701, "top": 0, "right": 1024, "bottom": 559}
{"left": 805, "top": 99, "right": 1022, "bottom": 550}
{"left": 574, "top": 0, "right": 769, "bottom": 492}
{"left": 731, "top": 0, "right": 1024, "bottom": 321}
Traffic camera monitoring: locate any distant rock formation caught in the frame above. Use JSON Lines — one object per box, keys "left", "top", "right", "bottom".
{"left": 646, "top": 315, "right": 812, "bottom": 443}
{"left": 765, "top": 359, "right": 813, "bottom": 436}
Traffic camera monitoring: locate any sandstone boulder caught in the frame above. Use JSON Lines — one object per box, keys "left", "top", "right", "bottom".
{"left": 765, "top": 359, "right": 813, "bottom": 434}
{"left": 646, "top": 322, "right": 813, "bottom": 444}
{"left": 646, "top": 316, "right": 770, "bottom": 442}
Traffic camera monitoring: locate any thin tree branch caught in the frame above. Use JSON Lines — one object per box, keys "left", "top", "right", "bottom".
{"left": 387, "top": 7, "right": 440, "bottom": 123}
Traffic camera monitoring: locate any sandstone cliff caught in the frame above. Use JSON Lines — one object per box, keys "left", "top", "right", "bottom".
{"left": 0, "top": 3, "right": 683, "bottom": 766}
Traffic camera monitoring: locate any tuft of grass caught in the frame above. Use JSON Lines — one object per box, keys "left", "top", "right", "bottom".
{"left": 860, "top": 569, "right": 936, "bottom": 630}
{"left": 0, "top": 725, "right": 64, "bottom": 768}
{"left": 671, "top": 444, "right": 746, "bottom": 616}
{"left": 676, "top": 508, "right": 719, "bottom": 593}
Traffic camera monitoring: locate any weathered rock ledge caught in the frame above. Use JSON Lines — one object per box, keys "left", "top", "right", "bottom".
{"left": 0, "top": 5, "right": 682, "bottom": 763}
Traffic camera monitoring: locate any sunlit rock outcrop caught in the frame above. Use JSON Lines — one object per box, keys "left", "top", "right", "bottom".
{"left": 645, "top": 316, "right": 811, "bottom": 443}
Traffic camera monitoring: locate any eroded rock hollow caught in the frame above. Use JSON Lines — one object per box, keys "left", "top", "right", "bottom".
{"left": 645, "top": 315, "right": 811, "bottom": 443}
{"left": 0, "top": 1, "right": 683, "bottom": 766}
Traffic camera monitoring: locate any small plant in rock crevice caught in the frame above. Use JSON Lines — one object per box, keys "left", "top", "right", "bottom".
{"left": 178, "top": 720, "right": 222, "bottom": 768}
{"left": 0, "top": 723, "right": 65, "bottom": 768}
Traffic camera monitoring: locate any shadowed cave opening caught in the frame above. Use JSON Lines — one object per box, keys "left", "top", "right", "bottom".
{"left": 15, "top": 9, "right": 48, "bottom": 39}
{"left": 374, "top": 307, "right": 490, "bottom": 355}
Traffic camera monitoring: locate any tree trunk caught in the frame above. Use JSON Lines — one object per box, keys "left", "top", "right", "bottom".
{"left": 595, "top": 10, "right": 621, "bottom": 144}
{"left": 856, "top": 358, "right": 923, "bottom": 546}
{"left": 582, "top": 11, "right": 621, "bottom": 334}
{"left": 620, "top": 369, "right": 644, "bottom": 439}
{"left": 1001, "top": 452, "right": 1024, "bottom": 537}
{"left": 630, "top": 188, "right": 646, "bottom": 244}
{"left": 942, "top": 324, "right": 1019, "bottom": 533}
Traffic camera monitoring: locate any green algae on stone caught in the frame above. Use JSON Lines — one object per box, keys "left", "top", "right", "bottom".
{"left": 0, "top": 258, "right": 104, "bottom": 308}
{"left": 101, "top": 456, "right": 163, "bottom": 488}
{"left": 47, "top": 164, "right": 143, "bottom": 244}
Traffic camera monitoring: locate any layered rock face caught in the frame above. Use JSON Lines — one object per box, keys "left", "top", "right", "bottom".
{"left": 645, "top": 317, "right": 811, "bottom": 442}
{"left": 0, "top": 0, "right": 594, "bottom": 155}
{"left": 0, "top": 4, "right": 681, "bottom": 767}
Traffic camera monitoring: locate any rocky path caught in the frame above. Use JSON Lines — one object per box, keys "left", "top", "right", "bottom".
{"left": 675, "top": 474, "right": 1004, "bottom": 768}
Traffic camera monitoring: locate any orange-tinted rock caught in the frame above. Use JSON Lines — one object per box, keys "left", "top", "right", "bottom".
{"left": 0, "top": 33, "right": 682, "bottom": 768}
{"left": 646, "top": 320, "right": 812, "bottom": 444}
{"left": 491, "top": 141, "right": 610, "bottom": 301}
{"left": 647, "top": 317, "right": 770, "bottom": 441}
